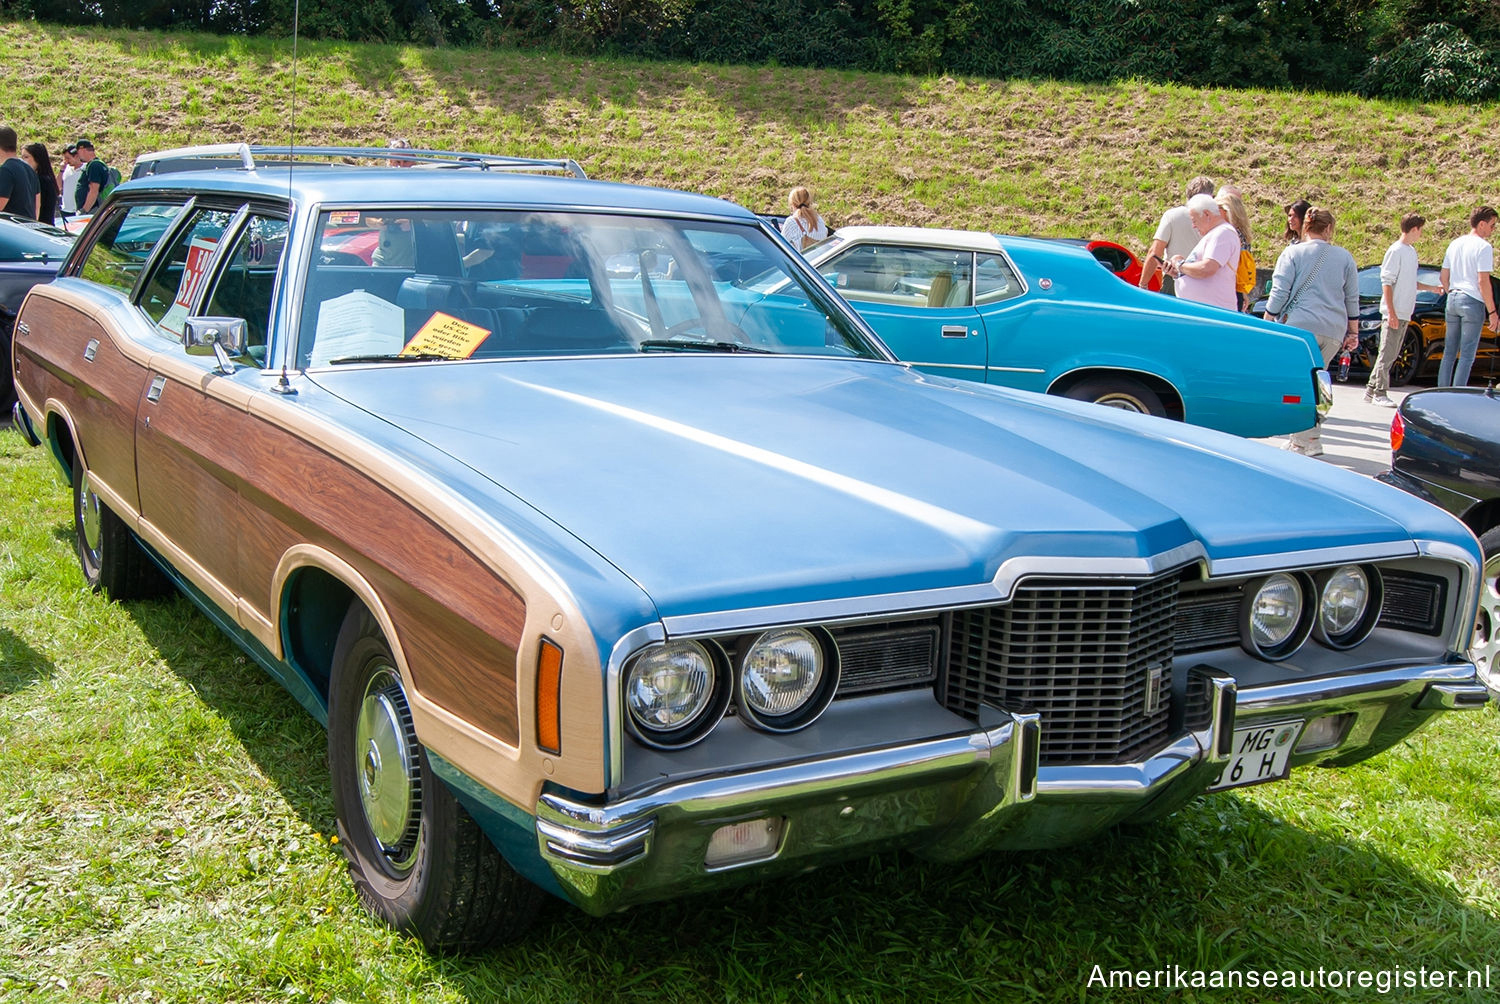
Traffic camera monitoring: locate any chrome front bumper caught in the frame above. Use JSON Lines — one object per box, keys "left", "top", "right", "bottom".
{"left": 536, "top": 663, "right": 1485, "bottom": 916}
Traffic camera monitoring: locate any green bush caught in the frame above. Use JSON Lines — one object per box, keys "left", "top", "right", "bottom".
{"left": 1360, "top": 22, "right": 1500, "bottom": 100}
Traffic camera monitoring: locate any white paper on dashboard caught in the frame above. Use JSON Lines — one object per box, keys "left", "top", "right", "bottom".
{"left": 310, "top": 290, "right": 405, "bottom": 365}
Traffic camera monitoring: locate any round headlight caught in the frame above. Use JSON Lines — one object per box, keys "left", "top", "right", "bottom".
{"left": 737, "top": 627, "right": 838, "bottom": 731}
{"left": 625, "top": 640, "right": 727, "bottom": 747}
{"left": 1242, "top": 572, "right": 1312, "bottom": 660}
{"left": 1315, "top": 564, "right": 1382, "bottom": 648}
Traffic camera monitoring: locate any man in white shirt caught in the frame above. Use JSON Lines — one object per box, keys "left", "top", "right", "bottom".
{"left": 1366, "top": 213, "right": 1444, "bottom": 406}
{"left": 1139, "top": 175, "right": 1214, "bottom": 296}
{"left": 59, "top": 144, "right": 81, "bottom": 219}
{"left": 1438, "top": 205, "right": 1498, "bottom": 387}
{"left": 1167, "top": 194, "right": 1240, "bottom": 311}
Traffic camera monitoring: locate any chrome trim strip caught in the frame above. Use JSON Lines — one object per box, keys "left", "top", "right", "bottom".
{"left": 1207, "top": 541, "right": 1418, "bottom": 577}
{"left": 1417, "top": 538, "right": 1482, "bottom": 652}
{"left": 605, "top": 623, "right": 667, "bottom": 788}
{"left": 1233, "top": 662, "right": 1478, "bottom": 710}
{"left": 1416, "top": 682, "right": 1491, "bottom": 710}
{"left": 898, "top": 361, "right": 990, "bottom": 372}
{"left": 660, "top": 547, "right": 1210, "bottom": 637}
{"left": 986, "top": 366, "right": 1047, "bottom": 374}
{"left": 536, "top": 816, "right": 655, "bottom": 868}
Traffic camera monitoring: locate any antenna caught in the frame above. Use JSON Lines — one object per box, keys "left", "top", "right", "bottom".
{"left": 274, "top": 0, "right": 301, "bottom": 397}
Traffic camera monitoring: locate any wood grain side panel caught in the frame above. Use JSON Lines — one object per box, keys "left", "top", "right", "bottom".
{"left": 16, "top": 293, "right": 148, "bottom": 511}
{"left": 234, "top": 425, "right": 526, "bottom": 745}
{"left": 137, "top": 375, "right": 246, "bottom": 597}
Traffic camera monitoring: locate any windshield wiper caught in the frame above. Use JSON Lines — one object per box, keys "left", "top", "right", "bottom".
{"left": 637, "top": 339, "right": 772, "bottom": 354}
{"left": 328, "top": 352, "right": 454, "bottom": 365}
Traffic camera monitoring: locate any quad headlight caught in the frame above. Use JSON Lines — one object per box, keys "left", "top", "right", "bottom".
{"left": 736, "top": 627, "right": 839, "bottom": 731}
{"left": 1242, "top": 572, "right": 1314, "bottom": 660}
{"left": 1314, "top": 564, "right": 1382, "bottom": 648}
{"left": 624, "top": 640, "right": 729, "bottom": 748}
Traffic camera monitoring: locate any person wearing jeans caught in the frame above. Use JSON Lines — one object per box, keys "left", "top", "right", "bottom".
{"left": 1438, "top": 205, "right": 1498, "bottom": 387}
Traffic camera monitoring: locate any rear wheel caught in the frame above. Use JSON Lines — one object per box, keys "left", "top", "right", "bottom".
{"left": 1060, "top": 376, "right": 1166, "bottom": 417}
{"left": 1388, "top": 327, "right": 1423, "bottom": 387}
{"left": 327, "top": 604, "right": 541, "bottom": 951}
{"left": 72, "top": 453, "right": 169, "bottom": 599}
{"left": 1472, "top": 528, "right": 1500, "bottom": 689}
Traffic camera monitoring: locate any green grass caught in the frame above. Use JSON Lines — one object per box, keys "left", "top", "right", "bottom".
{"left": 4, "top": 19, "right": 1499, "bottom": 263}
{"left": 2, "top": 422, "right": 1498, "bottom": 1001}
{"left": 3, "top": 17, "right": 1500, "bottom": 1001}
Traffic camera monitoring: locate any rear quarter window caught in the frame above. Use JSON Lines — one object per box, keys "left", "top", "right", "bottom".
{"left": 76, "top": 202, "right": 189, "bottom": 295}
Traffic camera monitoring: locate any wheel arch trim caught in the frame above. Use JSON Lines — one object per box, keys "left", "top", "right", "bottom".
{"left": 1045, "top": 365, "right": 1186, "bottom": 416}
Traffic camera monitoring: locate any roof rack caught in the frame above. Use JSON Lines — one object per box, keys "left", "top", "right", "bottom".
{"left": 130, "top": 143, "right": 586, "bottom": 180}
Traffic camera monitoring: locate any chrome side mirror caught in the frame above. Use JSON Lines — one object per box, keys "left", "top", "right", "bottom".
{"left": 184, "top": 316, "right": 249, "bottom": 375}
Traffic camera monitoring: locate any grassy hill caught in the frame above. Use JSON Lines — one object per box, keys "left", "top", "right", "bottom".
{"left": 5, "top": 18, "right": 1497, "bottom": 264}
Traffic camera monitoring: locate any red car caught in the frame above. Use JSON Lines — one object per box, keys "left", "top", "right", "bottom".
{"left": 1055, "top": 237, "right": 1162, "bottom": 292}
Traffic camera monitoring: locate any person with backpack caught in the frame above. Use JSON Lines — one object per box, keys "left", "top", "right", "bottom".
{"left": 74, "top": 139, "right": 118, "bottom": 214}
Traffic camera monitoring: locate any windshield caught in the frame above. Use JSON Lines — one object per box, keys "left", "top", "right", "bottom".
{"left": 1357, "top": 263, "right": 1443, "bottom": 304}
{"left": 297, "top": 209, "right": 882, "bottom": 367}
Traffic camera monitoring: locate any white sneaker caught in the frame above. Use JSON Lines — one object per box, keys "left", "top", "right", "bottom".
{"left": 1369, "top": 394, "right": 1397, "bottom": 408}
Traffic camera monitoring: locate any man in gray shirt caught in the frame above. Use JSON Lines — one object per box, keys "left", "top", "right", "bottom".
{"left": 1139, "top": 175, "right": 1214, "bottom": 296}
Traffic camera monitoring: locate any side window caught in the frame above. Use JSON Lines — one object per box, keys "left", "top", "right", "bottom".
{"left": 204, "top": 215, "right": 289, "bottom": 360}
{"left": 138, "top": 208, "right": 238, "bottom": 339}
{"left": 975, "top": 253, "right": 1024, "bottom": 305}
{"left": 77, "top": 202, "right": 188, "bottom": 294}
{"left": 1089, "top": 246, "right": 1129, "bottom": 273}
{"left": 819, "top": 245, "right": 973, "bottom": 308}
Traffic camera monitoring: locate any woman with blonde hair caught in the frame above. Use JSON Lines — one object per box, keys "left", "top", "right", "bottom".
{"left": 781, "top": 186, "right": 827, "bottom": 251}
{"left": 1216, "top": 186, "right": 1256, "bottom": 311}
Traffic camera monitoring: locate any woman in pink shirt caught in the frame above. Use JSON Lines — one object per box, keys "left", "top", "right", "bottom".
{"left": 1166, "top": 193, "right": 1241, "bottom": 311}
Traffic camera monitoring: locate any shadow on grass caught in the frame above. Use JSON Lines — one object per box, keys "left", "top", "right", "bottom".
{"left": 0, "top": 627, "right": 55, "bottom": 697}
{"left": 111, "top": 586, "right": 1500, "bottom": 1001}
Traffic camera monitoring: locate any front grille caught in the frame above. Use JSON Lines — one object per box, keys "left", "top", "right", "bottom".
{"left": 944, "top": 576, "right": 1177, "bottom": 765}
{"left": 1379, "top": 570, "right": 1445, "bottom": 635}
{"left": 831, "top": 620, "right": 940, "bottom": 694}
{"left": 1175, "top": 584, "right": 1243, "bottom": 653}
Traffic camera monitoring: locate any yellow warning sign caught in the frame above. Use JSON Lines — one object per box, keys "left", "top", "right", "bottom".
{"left": 402, "top": 311, "right": 491, "bottom": 359}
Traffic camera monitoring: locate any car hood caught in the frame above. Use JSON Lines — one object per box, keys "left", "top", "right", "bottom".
{"left": 312, "top": 356, "right": 1446, "bottom": 620}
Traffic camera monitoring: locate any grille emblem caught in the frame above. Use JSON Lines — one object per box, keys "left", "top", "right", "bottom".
{"left": 1144, "top": 663, "right": 1164, "bottom": 715}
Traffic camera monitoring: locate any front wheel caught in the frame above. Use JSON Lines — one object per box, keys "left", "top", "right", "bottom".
{"left": 327, "top": 604, "right": 541, "bottom": 951}
{"left": 1060, "top": 375, "right": 1166, "bottom": 417}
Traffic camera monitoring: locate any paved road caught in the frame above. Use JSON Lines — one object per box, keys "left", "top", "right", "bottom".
{"left": 1253, "top": 380, "right": 1406, "bottom": 478}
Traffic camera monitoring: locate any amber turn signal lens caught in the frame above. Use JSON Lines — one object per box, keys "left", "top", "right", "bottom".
{"left": 1389, "top": 411, "right": 1404, "bottom": 452}
{"left": 536, "top": 638, "right": 563, "bottom": 754}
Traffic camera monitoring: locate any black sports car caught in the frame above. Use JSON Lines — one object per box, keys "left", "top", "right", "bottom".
{"left": 1377, "top": 385, "right": 1500, "bottom": 693}
{"left": 1, "top": 212, "right": 73, "bottom": 413}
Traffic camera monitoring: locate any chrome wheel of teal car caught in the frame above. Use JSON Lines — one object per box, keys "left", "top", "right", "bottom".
{"left": 328, "top": 604, "right": 541, "bottom": 950}
{"left": 1061, "top": 375, "right": 1166, "bottom": 417}
{"left": 76, "top": 465, "right": 104, "bottom": 573}
{"left": 354, "top": 664, "right": 423, "bottom": 874}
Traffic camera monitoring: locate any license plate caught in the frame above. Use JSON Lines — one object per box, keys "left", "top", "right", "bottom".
{"left": 1207, "top": 721, "right": 1304, "bottom": 791}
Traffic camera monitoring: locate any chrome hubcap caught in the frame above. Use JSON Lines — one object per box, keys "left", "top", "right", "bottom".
{"left": 79, "top": 469, "right": 102, "bottom": 561}
{"left": 1474, "top": 552, "right": 1500, "bottom": 690}
{"left": 354, "top": 666, "right": 422, "bottom": 873}
{"left": 1094, "top": 394, "right": 1147, "bottom": 414}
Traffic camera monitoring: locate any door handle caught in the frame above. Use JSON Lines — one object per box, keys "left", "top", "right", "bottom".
{"left": 146, "top": 375, "right": 166, "bottom": 403}
{"left": 941, "top": 325, "right": 970, "bottom": 338}
{"left": 83, "top": 339, "right": 99, "bottom": 361}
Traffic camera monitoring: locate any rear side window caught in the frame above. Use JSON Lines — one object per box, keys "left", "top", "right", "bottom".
{"left": 138, "top": 208, "right": 237, "bottom": 339}
{"left": 77, "top": 202, "right": 188, "bottom": 294}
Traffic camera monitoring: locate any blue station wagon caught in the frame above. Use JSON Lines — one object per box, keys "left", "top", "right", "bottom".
{"left": 8, "top": 145, "right": 1489, "bottom": 951}
{"left": 807, "top": 226, "right": 1330, "bottom": 438}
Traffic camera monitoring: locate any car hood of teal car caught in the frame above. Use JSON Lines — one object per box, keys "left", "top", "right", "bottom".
{"left": 310, "top": 355, "right": 1466, "bottom": 620}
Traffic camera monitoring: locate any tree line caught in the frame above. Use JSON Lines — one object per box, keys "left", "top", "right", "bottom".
{"left": 14, "top": 1, "right": 1500, "bottom": 101}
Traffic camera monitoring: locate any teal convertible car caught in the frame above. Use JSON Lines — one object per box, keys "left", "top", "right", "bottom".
{"left": 807, "top": 226, "right": 1330, "bottom": 438}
